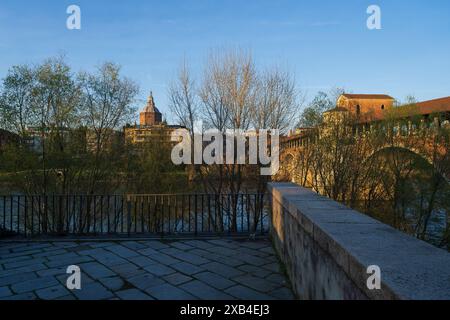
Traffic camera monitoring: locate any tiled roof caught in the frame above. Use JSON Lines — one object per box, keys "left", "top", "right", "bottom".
{"left": 341, "top": 94, "right": 394, "bottom": 100}
{"left": 142, "top": 92, "right": 161, "bottom": 114}
{"left": 415, "top": 96, "right": 450, "bottom": 115}
{"left": 357, "top": 96, "right": 450, "bottom": 123}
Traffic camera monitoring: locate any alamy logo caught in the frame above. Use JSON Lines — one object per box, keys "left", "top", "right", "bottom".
{"left": 367, "top": 5, "right": 382, "bottom": 30}
{"left": 66, "top": 5, "right": 81, "bottom": 30}
{"left": 366, "top": 265, "right": 381, "bottom": 290}
{"left": 66, "top": 265, "right": 81, "bottom": 290}
{"left": 171, "top": 121, "right": 280, "bottom": 176}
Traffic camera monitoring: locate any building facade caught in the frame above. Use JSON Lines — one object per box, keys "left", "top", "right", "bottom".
{"left": 331, "top": 93, "right": 450, "bottom": 126}
{"left": 124, "top": 92, "right": 185, "bottom": 145}
{"left": 336, "top": 94, "right": 395, "bottom": 118}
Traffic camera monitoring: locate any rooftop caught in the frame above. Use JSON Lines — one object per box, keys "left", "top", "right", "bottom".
{"left": 415, "top": 96, "right": 450, "bottom": 115}
{"left": 340, "top": 94, "right": 394, "bottom": 100}
{"left": 142, "top": 92, "right": 162, "bottom": 114}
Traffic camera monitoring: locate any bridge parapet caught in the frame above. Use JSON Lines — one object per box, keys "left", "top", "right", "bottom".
{"left": 268, "top": 182, "right": 450, "bottom": 300}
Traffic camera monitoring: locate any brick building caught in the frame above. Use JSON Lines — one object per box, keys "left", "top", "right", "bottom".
{"left": 125, "top": 92, "right": 184, "bottom": 145}
{"left": 336, "top": 94, "right": 395, "bottom": 117}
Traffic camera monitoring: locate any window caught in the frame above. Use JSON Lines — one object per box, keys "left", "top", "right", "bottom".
{"left": 381, "top": 104, "right": 385, "bottom": 110}
{"left": 356, "top": 105, "right": 361, "bottom": 115}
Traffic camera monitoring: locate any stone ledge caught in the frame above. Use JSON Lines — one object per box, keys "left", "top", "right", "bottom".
{"left": 268, "top": 182, "right": 450, "bottom": 300}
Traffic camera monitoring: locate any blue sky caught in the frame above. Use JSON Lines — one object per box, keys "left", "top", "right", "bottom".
{"left": 0, "top": 0, "right": 449, "bottom": 120}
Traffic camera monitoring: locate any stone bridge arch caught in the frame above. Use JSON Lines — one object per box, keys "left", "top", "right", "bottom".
{"left": 363, "top": 145, "right": 449, "bottom": 184}
{"left": 277, "top": 136, "right": 449, "bottom": 185}
{"left": 278, "top": 150, "right": 297, "bottom": 182}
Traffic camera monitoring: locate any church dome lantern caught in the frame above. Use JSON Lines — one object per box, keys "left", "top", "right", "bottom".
{"left": 140, "top": 92, "right": 162, "bottom": 126}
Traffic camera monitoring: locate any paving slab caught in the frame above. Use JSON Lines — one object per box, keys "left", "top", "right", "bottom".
{"left": 47, "top": 252, "right": 80, "bottom": 261}
{"left": 183, "top": 240, "right": 216, "bottom": 249}
{"left": 116, "top": 288, "right": 154, "bottom": 300}
{"left": 208, "top": 254, "right": 244, "bottom": 267}
{"left": 163, "top": 273, "right": 192, "bottom": 286}
{"left": 0, "top": 255, "right": 33, "bottom": 265}
{"left": 98, "top": 276, "right": 125, "bottom": 291}
{"left": 202, "top": 262, "right": 244, "bottom": 279}
{"left": 0, "top": 271, "right": 37, "bottom": 287}
{"left": 171, "top": 261, "right": 205, "bottom": 276}
{"left": 32, "top": 249, "right": 68, "bottom": 258}
{"left": 0, "top": 286, "right": 12, "bottom": 298}
{"left": 180, "top": 280, "right": 234, "bottom": 300}
{"left": 72, "top": 282, "right": 114, "bottom": 300}
{"left": 145, "top": 283, "right": 196, "bottom": 300}
{"left": 109, "top": 263, "right": 144, "bottom": 278}
{"left": 121, "top": 241, "right": 148, "bottom": 250}
{"left": 127, "top": 273, "right": 165, "bottom": 290}
{"left": 46, "top": 255, "right": 93, "bottom": 268}
{"left": 232, "top": 275, "right": 280, "bottom": 293}
{"left": 265, "top": 273, "right": 288, "bottom": 286}
{"left": 36, "top": 285, "right": 71, "bottom": 300}
{"left": 104, "top": 245, "right": 140, "bottom": 258}
{"left": 79, "top": 262, "right": 116, "bottom": 278}
{"left": 140, "top": 241, "right": 170, "bottom": 250}
{"left": 0, "top": 292, "right": 37, "bottom": 300}
{"left": 269, "top": 287, "right": 296, "bottom": 300}
{"left": 0, "top": 239, "right": 293, "bottom": 300}
{"left": 193, "top": 272, "right": 236, "bottom": 290}
{"left": 89, "top": 252, "right": 127, "bottom": 267}
{"left": 238, "top": 264, "right": 272, "bottom": 278}
{"left": 3, "top": 258, "right": 47, "bottom": 269}
{"left": 55, "top": 294, "right": 77, "bottom": 300}
{"left": 233, "top": 253, "right": 268, "bottom": 266}
{"left": 168, "top": 242, "right": 194, "bottom": 251}
{"left": 128, "top": 256, "right": 157, "bottom": 268}
{"left": 37, "top": 267, "right": 66, "bottom": 277}
{"left": 225, "top": 285, "right": 275, "bottom": 300}
{"left": 261, "top": 262, "right": 282, "bottom": 273}
{"left": 143, "top": 263, "right": 176, "bottom": 276}
{"left": 163, "top": 248, "right": 210, "bottom": 265}
{"left": 146, "top": 252, "right": 180, "bottom": 265}
{"left": 11, "top": 276, "right": 59, "bottom": 294}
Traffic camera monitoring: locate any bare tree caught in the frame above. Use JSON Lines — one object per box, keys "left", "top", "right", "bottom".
{"left": 168, "top": 60, "right": 199, "bottom": 182}
{"left": 0, "top": 65, "right": 38, "bottom": 136}
{"left": 80, "top": 62, "right": 138, "bottom": 154}
{"left": 199, "top": 49, "right": 257, "bottom": 132}
{"left": 252, "top": 67, "right": 299, "bottom": 134}
{"left": 168, "top": 60, "right": 198, "bottom": 134}
{"left": 79, "top": 62, "right": 138, "bottom": 195}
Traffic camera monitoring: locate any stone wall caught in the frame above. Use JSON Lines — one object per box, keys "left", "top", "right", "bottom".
{"left": 268, "top": 182, "right": 450, "bottom": 300}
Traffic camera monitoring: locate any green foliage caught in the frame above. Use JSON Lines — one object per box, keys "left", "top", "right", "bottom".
{"left": 298, "top": 89, "right": 344, "bottom": 128}
{"left": 0, "top": 57, "right": 190, "bottom": 196}
{"left": 293, "top": 111, "right": 450, "bottom": 250}
{"left": 124, "top": 136, "right": 186, "bottom": 194}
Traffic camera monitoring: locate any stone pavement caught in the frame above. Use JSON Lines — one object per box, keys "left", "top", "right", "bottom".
{"left": 0, "top": 239, "right": 294, "bottom": 300}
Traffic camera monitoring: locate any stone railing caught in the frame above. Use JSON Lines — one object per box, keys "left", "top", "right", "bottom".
{"left": 268, "top": 182, "right": 450, "bottom": 300}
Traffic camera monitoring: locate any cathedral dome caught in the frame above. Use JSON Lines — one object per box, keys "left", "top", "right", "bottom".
{"left": 140, "top": 92, "right": 162, "bottom": 126}
{"left": 143, "top": 92, "right": 161, "bottom": 114}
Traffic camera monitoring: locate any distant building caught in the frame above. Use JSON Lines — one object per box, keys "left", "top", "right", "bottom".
{"left": 409, "top": 96, "right": 450, "bottom": 121}
{"left": 336, "top": 93, "right": 395, "bottom": 118}
{"left": 86, "top": 129, "right": 123, "bottom": 153}
{"left": 124, "top": 92, "right": 185, "bottom": 145}
{"left": 24, "top": 126, "right": 72, "bottom": 153}
{"left": 23, "top": 126, "right": 123, "bottom": 155}
{"left": 330, "top": 93, "right": 450, "bottom": 125}
{"left": 288, "top": 127, "right": 315, "bottom": 137}
{"left": 139, "top": 93, "right": 163, "bottom": 126}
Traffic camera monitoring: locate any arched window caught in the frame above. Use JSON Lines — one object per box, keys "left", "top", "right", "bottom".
{"left": 356, "top": 105, "right": 361, "bottom": 115}
{"left": 381, "top": 104, "right": 385, "bottom": 110}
